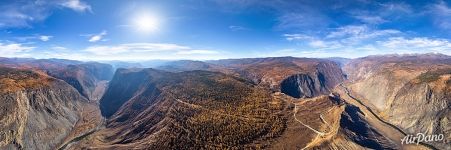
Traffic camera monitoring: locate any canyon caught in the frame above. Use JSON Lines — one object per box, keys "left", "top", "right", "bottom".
{"left": 0, "top": 54, "right": 449, "bottom": 149}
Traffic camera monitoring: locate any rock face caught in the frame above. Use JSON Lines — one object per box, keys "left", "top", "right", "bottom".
{"left": 280, "top": 73, "right": 327, "bottom": 98}
{"left": 0, "top": 67, "right": 88, "bottom": 150}
{"left": 99, "top": 68, "right": 159, "bottom": 118}
{"left": 344, "top": 54, "right": 451, "bottom": 149}
{"left": 279, "top": 62, "right": 343, "bottom": 98}
{"left": 337, "top": 105, "right": 398, "bottom": 150}
{"left": 386, "top": 70, "right": 450, "bottom": 148}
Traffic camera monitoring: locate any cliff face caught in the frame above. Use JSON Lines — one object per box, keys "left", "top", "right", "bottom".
{"left": 280, "top": 62, "right": 344, "bottom": 98}
{"left": 343, "top": 54, "right": 451, "bottom": 149}
{"left": 47, "top": 63, "right": 114, "bottom": 101}
{"left": 386, "top": 70, "right": 450, "bottom": 148}
{"left": 99, "top": 68, "right": 160, "bottom": 118}
{"left": 0, "top": 67, "right": 88, "bottom": 150}
{"left": 280, "top": 73, "right": 327, "bottom": 98}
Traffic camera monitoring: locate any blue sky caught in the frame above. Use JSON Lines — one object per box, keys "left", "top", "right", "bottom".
{"left": 0, "top": 0, "right": 450, "bottom": 61}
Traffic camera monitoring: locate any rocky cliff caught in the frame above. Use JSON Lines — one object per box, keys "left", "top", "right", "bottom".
{"left": 0, "top": 67, "right": 88, "bottom": 150}
{"left": 280, "top": 62, "right": 344, "bottom": 98}
{"left": 343, "top": 54, "right": 451, "bottom": 149}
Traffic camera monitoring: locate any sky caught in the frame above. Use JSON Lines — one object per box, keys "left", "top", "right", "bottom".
{"left": 0, "top": 0, "right": 451, "bottom": 61}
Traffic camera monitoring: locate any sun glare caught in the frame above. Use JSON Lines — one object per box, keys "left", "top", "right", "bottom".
{"left": 133, "top": 14, "right": 159, "bottom": 32}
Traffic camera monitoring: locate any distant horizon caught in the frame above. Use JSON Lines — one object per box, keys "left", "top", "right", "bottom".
{"left": 1, "top": 52, "right": 449, "bottom": 62}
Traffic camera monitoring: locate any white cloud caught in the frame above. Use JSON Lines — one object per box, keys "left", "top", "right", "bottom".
{"left": 380, "top": 37, "right": 451, "bottom": 50}
{"left": 229, "top": 25, "right": 246, "bottom": 31}
{"left": 88, "top": 30, "right": 107, "bottom": 42}
{"left": 308, "top": 40, "right": 327, "bottom": 48}
{"left": 39, "top": 35, "right": 52, "bottom": 41}
{"left": 120, "top": 43, "right": 190, "bottom": 50}
{"left": 0, "top": 0, "right": 91, "bottom": 28}
{"left": 283, "top": 34, "right": 314, "bottom": 41}
{"left": 312, "top": 40, "right": 344, "bottom": 50}
{"left": 378, "top": 2, "right": 413, "bottom": 16}
{"left": 285, "top": 25, "right": 400, "bottom": 50}
{"left": 79, "top": 43, "right": 222, "bottom": 60}
{"left": 326, "top": 25, "right": 400, "bottom": 39}
{"left": 281, "top": 24, "right": 451, "bottom": 58}
{"left": 354, "top": 15, "right": 387, "bottom": 24}
{"left": 326, "top": 25, "right": 368, "bottom": 38}
{"left": 325, "top": 25, "right": 400, "bottom": 45}
{"left": 276, "top": 12, "right": 329, "bottom": 30}
{"left": 60, "top": 0, "right": 92, "bottom": 12}
{"left": 51, "top": 46, "right": 68, "bottom": 50}
{"left": 3, "top": 42, "right": 224, "bottom": 61}
{"left": 13, "top": 35, "right": 54, "bottom": 42}
{"left": 176, "top": 50, "right": 220, "bottom": 55}
{"left": 0, "top": 43, "right": 35, "bottom": 57}
{"left": 84, "top": 43, "right": 191, "bottom": 55}
{"left": 263, "top": 37, "right": 451, "bottom": 58}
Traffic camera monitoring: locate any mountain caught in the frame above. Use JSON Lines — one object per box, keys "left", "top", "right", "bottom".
{"left": 101, "top": 60, "right": 143, "bottom": 70}
{"left": 0, "top": 54, "right": 449, "bottom": 149}
{"left": 326, "top": 57, "right": 351, "bottom": 68}
{"left": 89, "top": 69, "right": 286, "bottom": 149}
{"left": 156, "top": 60, "right": 222, "bottom": 72}
{"left": 0, "top": 58, "right": 114, "bottom": 101}
{"left": 84, "top": 68, "right": 365, "bottom": 149}
{"left": 0, "top": 67, "right": 90, "bottom": 149}
{"left": 210, "top": 57, "right": 345, "bottom": 98}
{"left": 158, "top": 57, "right": 345, "bottom": 98}
{"left": 77, "top": 67, "right": 427, "bottom": 149}
{"left": 343, "top": 53, "right": 451, "bottom": 149}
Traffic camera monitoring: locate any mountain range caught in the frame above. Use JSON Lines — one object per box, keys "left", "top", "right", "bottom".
{"left": 0, "top": 53, "right": 449, "bottom": 150}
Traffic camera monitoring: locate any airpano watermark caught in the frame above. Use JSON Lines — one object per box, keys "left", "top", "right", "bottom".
{"left": 401, "top": 133, "right": 445, "bottom": 145}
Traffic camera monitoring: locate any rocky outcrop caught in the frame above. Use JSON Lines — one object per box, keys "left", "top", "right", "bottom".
{"left": 386, "top": 70, "right": 450, "bottom": 148}
{"left": 344, "top": 54, "right": 451, "bottom": 149}
{"left": 280, "top": 62, "right": 344, "bottom": 98}
{"left": 338, "top": 105, "right": 398, "bottom": 150}
{"left": 280, "top": 73, "right": 327, "bottom": 98}
{"left": 0, "top": 67, "right": 88, "bottom": 150}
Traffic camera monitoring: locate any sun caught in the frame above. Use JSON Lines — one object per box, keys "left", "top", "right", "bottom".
{"left": 133, "top": 14, "right": 160, "bottom": 32}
